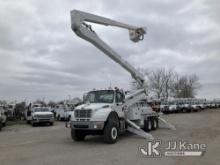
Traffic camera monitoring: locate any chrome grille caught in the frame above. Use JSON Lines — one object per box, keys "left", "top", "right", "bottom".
{"left": 74, "top": 109, "right": 92, "bottom": 118}
{"left": 36, "top": 114, "right": 53, "bottom": 119}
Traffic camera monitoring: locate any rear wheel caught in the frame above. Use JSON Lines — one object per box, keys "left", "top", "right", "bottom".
{"left": 151, "top": 117, "right": 158, "bottom": 130}
{"left": 144, "top": 118, "right": 152, "bottom": 132}
{"left": 71, "top": 129, "right": 86, "bottom": 141}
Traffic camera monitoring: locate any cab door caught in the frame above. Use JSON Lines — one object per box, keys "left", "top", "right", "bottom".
{"left": 113, "top": 91, "right": 126, "bottom": 118}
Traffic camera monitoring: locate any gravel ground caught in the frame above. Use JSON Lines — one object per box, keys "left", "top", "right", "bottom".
{"left": 0, "top": 109, "right": 220, "bottom": 165}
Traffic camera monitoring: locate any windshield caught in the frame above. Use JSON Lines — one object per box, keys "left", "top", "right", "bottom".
{"left": 84, "top": 90, "right": 114, "bottom": 103}
{"left": 33, "top": 108, "right": 50, "bottom": 112}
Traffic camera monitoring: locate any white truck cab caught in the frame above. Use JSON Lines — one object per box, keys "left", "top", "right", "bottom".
{"left": 7, "top": 103, "right": 16, "bottom": 120}
{"left": 70, "top": 89, "right": 159, "bottom": 143}
{"left": 160, "top": 102, "right": 169, "bottom": 114}
{"left": 26, "top": 107, "right": 54, "bottom": 126}
{"left": 168, "top": 102, "right": 178, "bottom": 113}
{"left": 190, "top": 102, "right": 200, "bottom": 112}
{"left": 181, "top": 101, "right": 192, "bottom": 113}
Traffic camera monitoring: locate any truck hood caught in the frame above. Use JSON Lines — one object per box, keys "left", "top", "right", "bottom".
{"left": 76, "top": 103, "right": 111, "bottom": 111}
{"left": 33, "top": 112, "right": 53, "bottom": 115}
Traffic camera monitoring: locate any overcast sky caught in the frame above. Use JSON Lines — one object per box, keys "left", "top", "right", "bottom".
{"left": 0, "top": 0, "right": 219, "bottom": 102}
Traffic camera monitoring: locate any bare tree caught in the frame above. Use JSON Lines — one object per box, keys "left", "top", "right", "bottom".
{"left": 161, "top": 69, "right": 175, "bottom": 99}
{"left": 172, "top": 74, "right": 201, "bottom": 98}
{"left": 48, "top": 101, "right": 56, "bottom": 108}
{"left": 148, "top": 69, "right": 164, "bottom": 99}
{"left": 148, "top": 68, "right": 175, "bottom": 99}
{"left": 130, "top": 67, "right": 201, "bottom": 99}
{"left": 34, "top": 99, "right": 47, "bottom": 106}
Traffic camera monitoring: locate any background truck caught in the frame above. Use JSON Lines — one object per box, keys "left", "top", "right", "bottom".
{"left": 168, "top": 101, "right": 179, "bottom": 113}
{"left": 0, "top": 107, "right": 7, "bottom": 131}
{"left": 69, "top": 10, "right": 174, "bottom": 143}
{"left": 55, "top": 104, "right": 73, "bottom": 121}
{"left": 160, "top": 101, "right": 169, "bottom": 114}
{"left": 26, "top": 107, "right": 54, "bottom": 126}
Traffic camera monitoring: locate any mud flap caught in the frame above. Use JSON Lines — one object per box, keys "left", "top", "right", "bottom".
{"left": 126, "top": 119, "right": 154, "bottom": 140}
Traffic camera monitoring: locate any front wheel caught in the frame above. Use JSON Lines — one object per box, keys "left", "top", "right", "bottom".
{"left": 104, "top": 122, "right": 118, "bottom": 144}
{"left": 2, "top": 122, "right": 6, "bottom": 127}
{"left": 31, "top": 121, "right": 36, "bottom": 127}
{"left": 0, "top": 121, "right": 2, "bottom": 131}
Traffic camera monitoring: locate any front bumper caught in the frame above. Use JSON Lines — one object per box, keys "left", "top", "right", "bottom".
{"left": 32, "top": 118, "right": 54, "bottom": 123}
{"left": 71, "top": 121, "right": 105, "bottom": 130}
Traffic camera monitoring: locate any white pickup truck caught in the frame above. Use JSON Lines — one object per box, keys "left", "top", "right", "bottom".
{"left": 26, "top": 107, "right": 54, "bottom": 126}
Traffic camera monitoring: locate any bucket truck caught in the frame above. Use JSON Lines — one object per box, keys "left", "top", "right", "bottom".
{"left": 69, "top": 10, "right": 175, "bottom": 143}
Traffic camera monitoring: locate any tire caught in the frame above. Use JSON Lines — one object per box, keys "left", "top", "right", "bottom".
{"left": 2, "top": 122, "right": 6, "bottom": 127}
{"left": 182, "top": 108, "right": 187, "bottom": 113}
{"left": 57, "top": 115, "right": 60, "bottom": 121}
{"left": 144, "top": 118, "right": 152, "bottom": 132}
{"left": 71, "top": 129, "right": 86, "bottom": 141}
{"left": 31, "top": 121, "right": 36, "bottom": 127}
{"left": 27, "top": 120, "right": 31, "bottom": 124}
{"left": 104, "top": 122, "right": 118, "bottom": 144}
{"left": 50, "top": 122, "right": 54, "bottom": 126}
{"left": 151, "top": 117, "right": 158, "bottom": 130}
{"left": 187, "top": 109, "right": 191, "bottom": 113}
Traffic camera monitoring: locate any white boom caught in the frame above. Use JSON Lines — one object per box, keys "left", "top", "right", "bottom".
{"left": 71, "top": 10, "right": 146, "bottom": 87}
